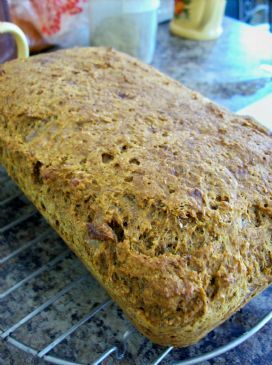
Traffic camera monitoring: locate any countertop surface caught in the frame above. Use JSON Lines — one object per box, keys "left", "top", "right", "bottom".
{"left": 0, "top": 16, "right": 271, "bottom": 365}
{"left": 153, "top": 17, "right": 272, "bottom": 112}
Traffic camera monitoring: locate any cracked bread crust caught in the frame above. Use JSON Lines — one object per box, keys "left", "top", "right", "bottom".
{"left": 0, "top": 48, "right": 271, "bottom": 346}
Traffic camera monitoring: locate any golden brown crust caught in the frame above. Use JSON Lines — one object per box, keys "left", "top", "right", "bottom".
{"left": 0, "top": 48, "right": 271, "bottom": 347}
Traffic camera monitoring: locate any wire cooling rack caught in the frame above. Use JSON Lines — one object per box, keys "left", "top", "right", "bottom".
{"left": 0, "top": 165, "right": 271, "bottom": 365}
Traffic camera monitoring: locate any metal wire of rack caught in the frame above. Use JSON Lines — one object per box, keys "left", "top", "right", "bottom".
{"left": 0, "top": 166, "right": 271, "bottom": 365}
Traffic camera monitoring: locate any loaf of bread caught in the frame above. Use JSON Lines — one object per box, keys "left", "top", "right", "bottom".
{"left": 0, "top": 48, "right": 271, "bottom": 347}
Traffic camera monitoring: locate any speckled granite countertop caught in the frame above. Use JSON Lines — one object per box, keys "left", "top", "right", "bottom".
{"left": 153, "top": 17, "right": 272, "bottom": 112}
{"left": 0, "top": 16, "right": 271, "bottom": 365}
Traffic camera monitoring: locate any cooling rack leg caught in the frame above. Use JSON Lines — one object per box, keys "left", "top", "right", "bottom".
{"left": 152, "top": 347, "right": 173, "bottom": 365}
{"left": 90, "top": 346, "right": 117, "bottom": 365}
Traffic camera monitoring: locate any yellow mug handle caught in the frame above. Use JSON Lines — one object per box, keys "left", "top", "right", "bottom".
{"left": 0, "top": 21, "right": 29, "bottom": 59}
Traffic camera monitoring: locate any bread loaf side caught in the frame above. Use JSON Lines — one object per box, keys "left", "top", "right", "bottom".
{"left": 0, "top": 48, "right": 271, "bottom": 346}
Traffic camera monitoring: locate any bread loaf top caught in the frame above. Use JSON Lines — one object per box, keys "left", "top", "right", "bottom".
{"left": 0, "top": 48, "right": 271, "bottom": 346}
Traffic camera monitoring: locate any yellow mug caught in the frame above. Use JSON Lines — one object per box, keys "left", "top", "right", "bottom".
{"left": 170, "top": 0, "right": 227, "bottom": 40}
{"left": 0, "top": 21, "right": 29, "bottom": 59}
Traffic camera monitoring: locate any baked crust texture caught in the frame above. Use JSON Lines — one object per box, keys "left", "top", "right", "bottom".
{"left": 0, "top": 48, "right": 271, "bottom": 346}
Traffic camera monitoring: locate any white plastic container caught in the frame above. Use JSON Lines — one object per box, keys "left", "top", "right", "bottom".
{"left": 158, "top": 0, "right": 174, "bottom": 23}
{"left": 89, "top": 0, "right": 160, "bottom": 64}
